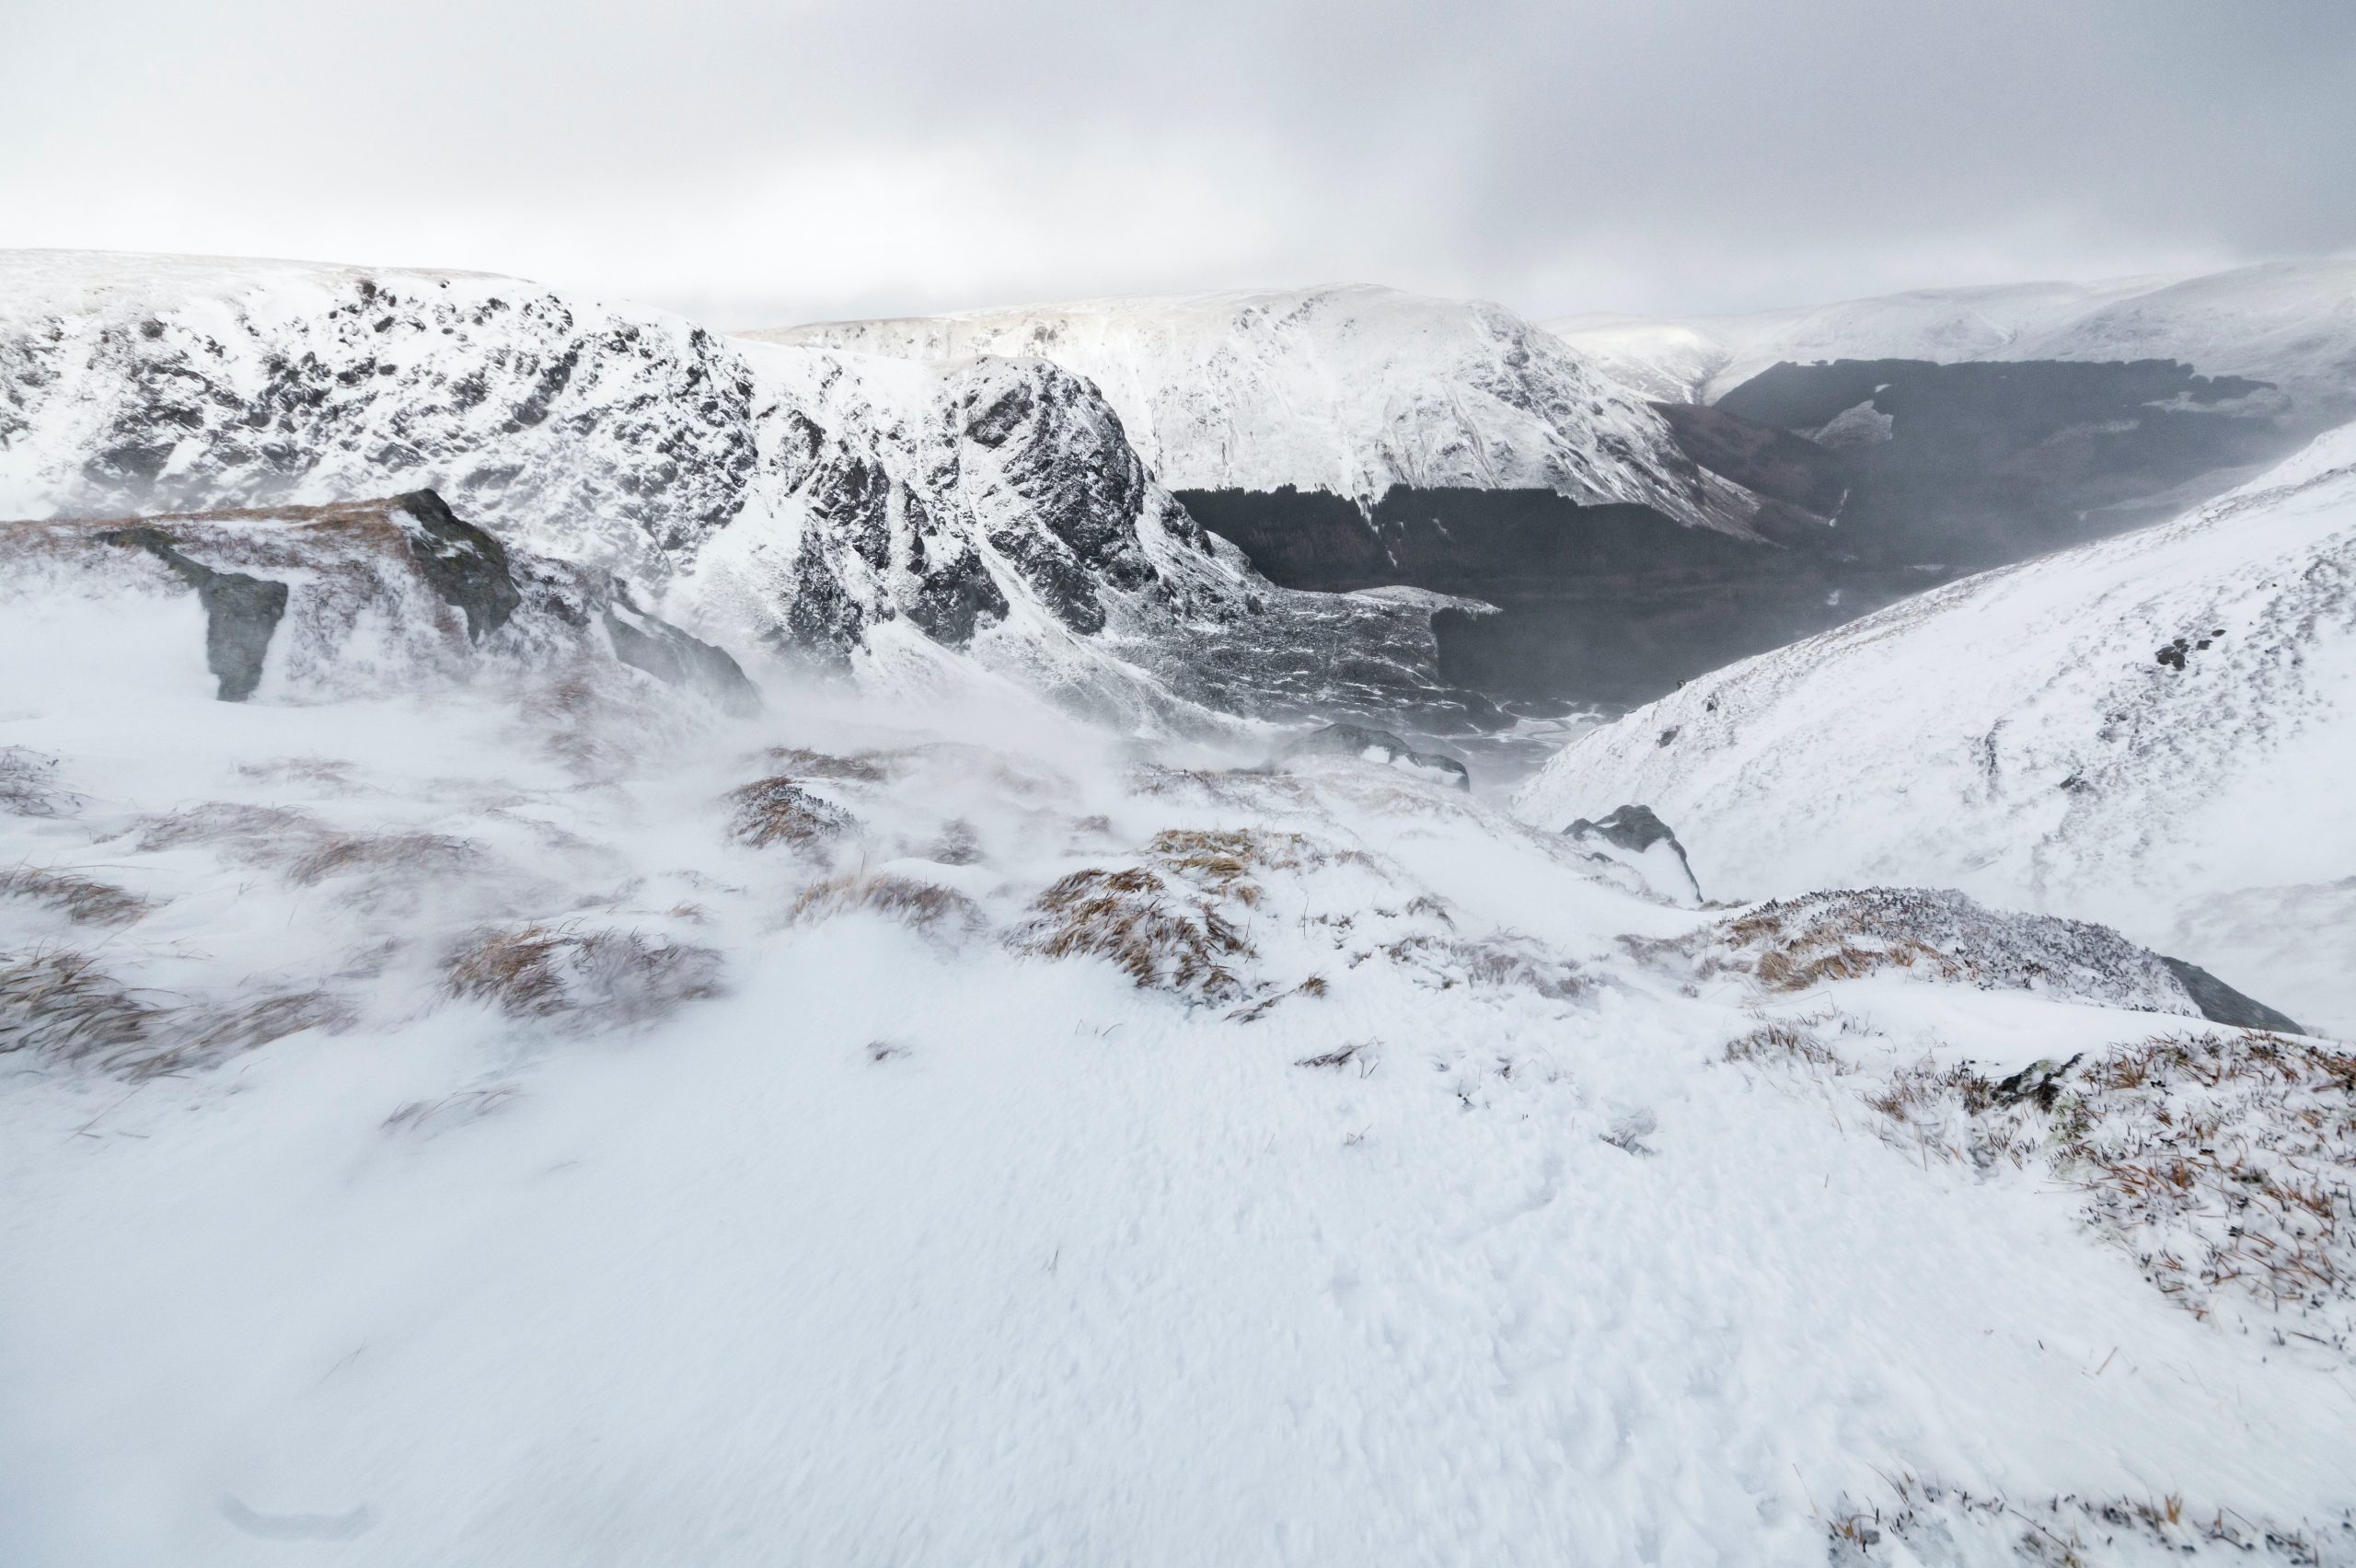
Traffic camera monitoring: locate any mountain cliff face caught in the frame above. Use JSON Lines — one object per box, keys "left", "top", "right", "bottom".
{"left": 1515, "top": 422, "right": 2356, "bottom": 1035}
{"left": 0, "top": 251, "right": 1480, "bottom": 731}
{"left": 753, "top": 285, "right": 1756, "bottom": 530}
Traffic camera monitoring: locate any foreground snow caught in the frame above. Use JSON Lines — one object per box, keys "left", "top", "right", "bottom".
{"left": 1517, "top": 423, "right": 2356, "bottom": 1041}
{"left": 6, "top": 546, "right": 2356, "bottom": 1564}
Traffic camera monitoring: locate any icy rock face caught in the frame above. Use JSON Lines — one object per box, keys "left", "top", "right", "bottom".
{"left": 0, "top": 252, "right": 1281, "bottom": 694}
{"left": 754, "top": 285, "right": 1756, "bottom": 529}
{"left": 1269, "top": 722, "right": 1471, "bottom": 790}
{"left": 1553, "top": 260, "right": 2356, "bottom": 409}
{"left": 1563, "top": 805, "right": 1700, "bottom": 905}
{"left": 1517, "top": 423, "right": 2356, "bottom": 1035}
{"left": 0, "top": 490, "right": 756, "bottom": 712}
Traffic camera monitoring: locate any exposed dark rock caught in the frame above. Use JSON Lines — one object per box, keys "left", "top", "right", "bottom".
{"left": 392, "top": 489, "right": 520, "bottom": 641}
{"left": 1563, "top": 804, "right": 1701, "bottom": 902}
{"left": 2158, "top": 955, "right": 2306, "bottom": 1034}
{"left": 98, "top": 526, "right": 288, "bottom": 700}
{"left": 1272, "top": 722, "right": 1470, "bottom": 789}
{"left": 600, "top": 588, "right": 763, "bottom": 717}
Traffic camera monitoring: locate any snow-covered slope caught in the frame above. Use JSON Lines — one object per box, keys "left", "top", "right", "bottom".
{"left": 7, "top": 535, "right": 2356, "bottom": 1563}
{"left": 755, "top": 285, "right": 1757, "bottom": 528}
{"left": 3, "top": 250, "right": 1439, "bottom": 732}
{"left": 1516, "top": 422, "right": 2356, "bottom": 1037}
{"left": 1555, "top": 261, "right": 2356, "bottom": 407}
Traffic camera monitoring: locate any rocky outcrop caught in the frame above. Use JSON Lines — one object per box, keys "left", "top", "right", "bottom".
{"left": 1563, "top": 805, "right": 1700, "bottom": 905}
{"left": 0, "top": 255, "right": 1277, "bottom": 694}
{"left": 1271, "top": 722, "right": 1471, "bottom": 790}
{"left": 4, "top": 490, "right": 758, "bottom": 710}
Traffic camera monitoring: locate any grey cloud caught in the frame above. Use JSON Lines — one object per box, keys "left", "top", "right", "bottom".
{"left": 4, "top": 0, "right": 2350, "bottom": 323}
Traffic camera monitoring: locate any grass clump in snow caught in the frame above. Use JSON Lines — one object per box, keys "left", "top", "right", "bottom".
{"left": 1014, "top": 864, "right": 1253, "bottom": 1001}
{"left": 0, "top": 746, "right": 76, "bottom": 817}
{"left": 1722, "top": 1020, "right": 1849, "bottom": 1072}
{"left": 0, "top": 948, "right": 164, "bottom": 1071}
{"left": 788, "top": 871, "right": 985, "bottom": 940}
{"left": 445, "top": 922, "right": 724, "bottom": 1027}
{"left": 1698, "top": 887, "right": 2195, "bottom": 1015}
{"left": 1010, "top": 828, "right": 1363, "bottom": 1003}
{"left": 756, "top": 745, "right": 891, "bottom": 783}
{"left": 1825, "top": 1470, "right": 2341, "bottom": 1564}
{"left": 0, "top": 865, "right": 153, "bottom": 927}
{"left": 1855, "top": 1031, "right": 2356, "bottom": 1345}
{"left": 726, "top": 777, "right": 858, "bottom": 851}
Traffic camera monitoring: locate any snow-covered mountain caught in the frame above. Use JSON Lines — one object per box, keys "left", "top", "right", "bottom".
{"left": 0, "top": 251, "right": 1483, "bottom": 732}
{"left": 1554, "top": 260, "right": 2356, "bottom": 408}
{"left": 754, "top": 285, "right": 1757, "bottom": 528}
{"left": 1516, "top": 421, "right": 2356, "bottom": 1037}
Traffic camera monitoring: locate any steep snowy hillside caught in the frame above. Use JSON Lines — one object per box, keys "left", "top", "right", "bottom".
{"left": 7, "top": 509, "right": 2356, "bottom": 1564}
{"left": 1553, "top": 261, "right": 2356, "bottom": 409}
{"left": 0, "top": 250, "right": 1490, "bottom": 734}
{"left": 1517, "top": 423, "right": 2356, "bottom": 1037}
{"left": 755, "top": 285, "right": 1756, "bottom": 527}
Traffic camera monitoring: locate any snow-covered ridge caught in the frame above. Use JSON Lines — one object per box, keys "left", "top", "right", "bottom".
{"left": 0, "top": 250, "right": 1326, "bottom": 724}
{"left": 1515, "top": 421, "right": 2356, "bottom": 1036}
{"left": 1554, "top": 260, "right": 2356, "bottom": 406}
{"left": 753, "top": 284, "right": 1758, "bottom": 529}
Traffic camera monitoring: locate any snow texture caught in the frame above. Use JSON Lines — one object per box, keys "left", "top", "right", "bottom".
{"left": 1554, "top": 260, "right": 2356, "bottom": 409}
{"left": 755, "top": 284, "right": 1759, "bottom": 527}
{"left": 6, "top": 495, "right": 2356, "bottom": 1564}
{"left": 1518, "top": 422, "right": 2356, "bottom": 1038}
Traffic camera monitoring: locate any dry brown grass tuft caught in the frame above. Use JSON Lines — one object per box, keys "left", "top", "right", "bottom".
{"left": 1378, "top": 931, "right": 1585, "bottom": 1000}
{"left": 0, "top": 949, "right": 164, "bottom": 1070}
{"left": 727, "top": 777, "right": 858, "bottom": 850}
{"left": 0, "top": 746, "right": 76, "bottom": 817}
{"left": 787, "top": 872, "right": 987, "bottom": 940}
{"left": 1848, "top": 1031, "right": 2356, "bottom": 1339}
{"left": 133, "top": 801, "right": 321, "bottom": 859}
{"left": 445, "top": 923, "right": 725, "bottom": 1027}
{"left": 285, "top": 832, "right": 480, "bottom": 887}
{"left": 190, "top": 990, "right": 354, "bottom": 1055}
{"left": 1723, "top": 1021, "right": 1851, "bottom": 1071}
{"left": 0, "top": 865, "right": 154, "bottom": 927}
{"left": 384, "top": 1084, "right": 521, "bottom": 1136}
{"left": 759, "top": 746, "right": 890, "bottom": 783}
{"left": 1014, "top": 865, "right": 1253, "bottom": 1001}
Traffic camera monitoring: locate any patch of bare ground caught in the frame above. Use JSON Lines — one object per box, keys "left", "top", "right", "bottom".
{"left": 787, "top": 872, "right": 986, "bottom": 941}
{"left": 726, "top": 777, "right": 857, "bottom": 851}
{"left": 0, "top": 865, "right": 153, "bottom": 927}
{"left": 445, "top": 922, "right": 724, "bottom": 1027}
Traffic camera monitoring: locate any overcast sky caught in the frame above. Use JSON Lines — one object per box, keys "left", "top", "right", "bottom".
{"left": 5, "top": 0, "right": 2352, "bottom": 329}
